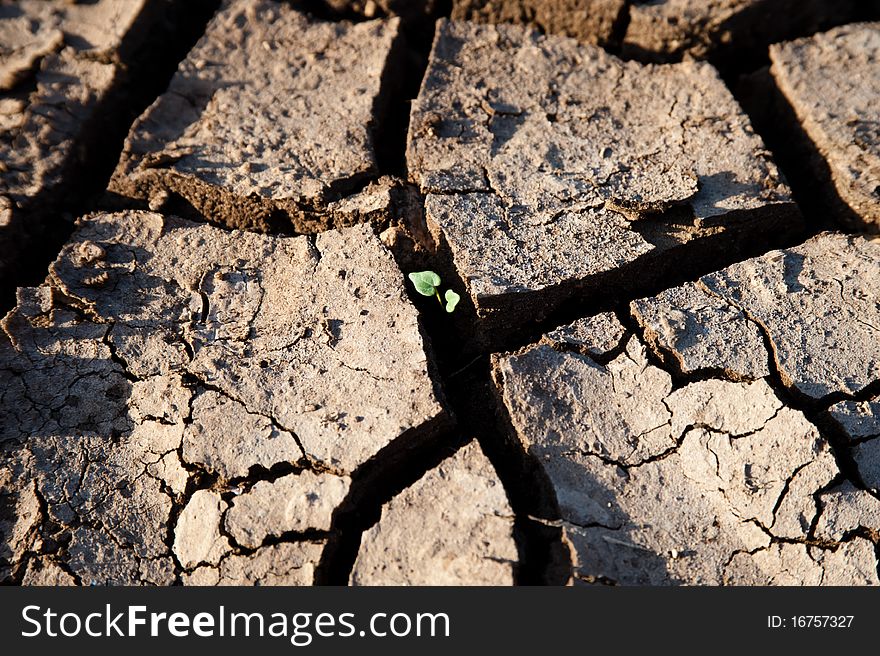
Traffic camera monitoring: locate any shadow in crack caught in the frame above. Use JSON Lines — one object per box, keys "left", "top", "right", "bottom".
{"left": 782, "top": 251, "right": 806, "bottom": 294}
{"left": 734, "top": 66, "right": 869, "bottom": 234}
{"left": 314, "top": 415, "right": 459, "bottom": 585}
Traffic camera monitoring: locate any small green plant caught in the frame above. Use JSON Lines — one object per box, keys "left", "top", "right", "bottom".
{"left": 408, "top": 270, "right": 461, "bottom": 313}
{"left": 444, "top": 289, "right": 460, "bottom": 313}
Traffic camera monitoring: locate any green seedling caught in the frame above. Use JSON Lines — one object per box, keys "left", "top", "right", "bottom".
{"left": 444, "top": 289, "right": 460, "bottom": 313}
{"left": 408, "top": 270, "right": 441, "bottom": 300}
{"left": 408, "top": 270, "right": 461, "bottom": 313}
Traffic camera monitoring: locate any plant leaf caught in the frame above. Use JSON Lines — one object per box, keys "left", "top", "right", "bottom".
{"left": 444, "top": 289, "right": 461, "bottom": 313}
{"left": 408, "top": 270, "right": 441, "bottom": 296}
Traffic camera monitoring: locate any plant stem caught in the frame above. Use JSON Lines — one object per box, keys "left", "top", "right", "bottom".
{"left": 435, "top": 290, "right": 442, "bottom": 305}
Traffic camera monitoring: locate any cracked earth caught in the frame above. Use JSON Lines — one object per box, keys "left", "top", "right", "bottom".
{"left": 2, "top": 0, "right": 880, "bottom": 586}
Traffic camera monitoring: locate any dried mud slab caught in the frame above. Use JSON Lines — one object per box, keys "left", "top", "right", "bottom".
{"left": 827, "top": 398, "right": 880, "bottom": 494}
{"left": 0, "top": 0, "right": 158, "bottom": 89}
{"left": 493, "top": 232, "right": 880, "bottom": 585}
{"left": 1, "top": 55, "right": 115, "bottom": 214}
{"left": 686, "top": 233, "right": 879, "bottom": 402}
{"left": 0, "top": 210, "right": 446, "bottom": 584}
{"left": 450, "top": 0, "right": 628, "bottom": 47}
{"left": 623, "top": 0, "right": 865, "bottom": 66}
{"left": 183, "top": 542, "right": 325, "bottom": 586}
{"left": 110, "top": 0, "right": 403, "bottom": 234}
{"left": 641, "top": 229, "right": 880, "bottom": 534}
{"left": 0, "top": 0, "right": 170, "bottom": 299}
{"left": 223, "top": 471, "right": 350, "bottom": 549}
{"left": 631, "top": 283, "right": 769, "bottom": 380}
{"left": 350, "top": 441, "right": 517, "bottom": 585}
{"left": 814, "top": 483, "right": 880, "bottom": 567}
{"left": 768, "top": 23, "right": 880, "bottom": 232}
{"left": 541, "top": 312, "right": 627, "bottom": 359}
{"left": 632, "top": 232, "right": 880, "bottom": 399}
{"left": 408, "top": 20, "right": 798, "bottom": 342}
